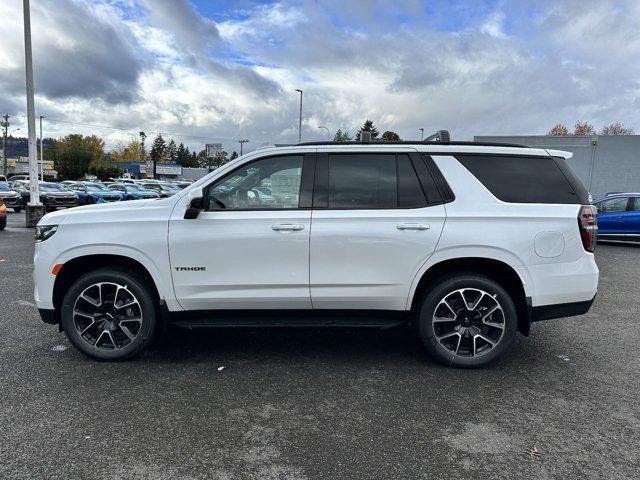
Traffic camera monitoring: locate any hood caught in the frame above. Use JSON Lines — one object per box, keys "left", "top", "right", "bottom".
{"left": 38, "top": 196, "right": 173, "bottom": 226}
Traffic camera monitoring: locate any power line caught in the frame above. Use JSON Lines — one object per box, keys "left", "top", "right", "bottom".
{"left": 9, "top": 114, "right": 240, "bottom": 143}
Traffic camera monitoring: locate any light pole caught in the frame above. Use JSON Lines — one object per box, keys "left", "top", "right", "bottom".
{"left": 238, "top": 139, "right": 249, "bottom": 155}
{"left": 419, "top": 128, "right": 424, "bottom": 141}
{"left": 318, "top": 126, "right": 331, "bottom": 139}
{"left": 295, "top": 89, "right": 303, "bottom": 143}
{"left": 23, "top": 0, "right": 44, "bottom": 226}
{"left": 39, "top": 115, "right": 44, "bottom": 180}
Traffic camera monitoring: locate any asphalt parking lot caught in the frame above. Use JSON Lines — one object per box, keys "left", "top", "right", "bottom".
{"left": 1, "top": 211, "right": 639, "bottom": 480}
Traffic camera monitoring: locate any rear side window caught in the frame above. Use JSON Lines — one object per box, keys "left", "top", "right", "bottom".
{"left": 324, "top": 153, "right": 427, "bottom": 209}
{"left": 457, "top": 155, "right": 582, "bottom": 204}
{"left": 632, "top": 198, "right": 640, "bottom": 212}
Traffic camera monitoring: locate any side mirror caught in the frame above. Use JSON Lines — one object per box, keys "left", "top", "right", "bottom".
{"left": 184, "top": 187, "right": 204, "bottom": 219}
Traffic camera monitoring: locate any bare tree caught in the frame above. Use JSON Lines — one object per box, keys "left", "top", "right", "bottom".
{"left": 547, "top": 124, "right": 569, "bottom": 136}
{"left": 573, "top": 121, "right": 596, "bottom": 135}
{"left": 599, "top": 122, "right": 635, "bottom": 135}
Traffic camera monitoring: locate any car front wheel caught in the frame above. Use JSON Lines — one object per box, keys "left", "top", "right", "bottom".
{"left": 61, "top": 268, "right": 158, "bottom": 360}
{"left": 417, "top": 273, "right": 517, "bottom": 368}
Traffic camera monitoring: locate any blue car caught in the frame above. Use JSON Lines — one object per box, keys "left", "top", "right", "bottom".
{"left": 64, "top": 182, "right": 123, "bottom": 205}
{"left": 108, "top": 183, "right": 160, "bottom": 200}
{"left": 594, "top": 193, "right": 640, "bottom": 242}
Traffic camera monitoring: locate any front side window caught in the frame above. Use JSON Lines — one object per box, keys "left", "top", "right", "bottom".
{"left": 597, "top": 197, "right": 629, "bottom": 213}
{"left": 208, "top": 155, "right": 303, "bottom": 210}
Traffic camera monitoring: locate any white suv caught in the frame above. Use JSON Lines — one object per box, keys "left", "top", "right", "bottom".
{"left": 33, "top": 133, "right": 599, "bottom": 367}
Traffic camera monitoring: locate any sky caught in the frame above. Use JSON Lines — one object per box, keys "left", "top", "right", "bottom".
{"left": 0, "top": 0, "right": 639, "bottom": 155}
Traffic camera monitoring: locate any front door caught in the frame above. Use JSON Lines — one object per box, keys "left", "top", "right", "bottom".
{"left": 309, "top": 151, "right": 446, "bottom": 310}
{"left": 169, "top": 154, "right": 313, "bottom": 310}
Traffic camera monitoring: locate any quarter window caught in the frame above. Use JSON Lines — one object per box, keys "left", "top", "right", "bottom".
{"left": 207, "top": 155, "right": 303, "bottom": 210}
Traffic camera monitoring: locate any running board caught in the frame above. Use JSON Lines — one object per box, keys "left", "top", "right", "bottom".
{"left": 168, "top": 309, "right": 411, "bottom": 330}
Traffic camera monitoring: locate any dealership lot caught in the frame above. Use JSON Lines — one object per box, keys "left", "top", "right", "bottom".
{"left": 1, "top": 211, "right": 639, "bottom": 479}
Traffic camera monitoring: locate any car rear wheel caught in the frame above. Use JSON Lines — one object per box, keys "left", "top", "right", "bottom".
{"left": 61, "top": 268, "right": 158, "bottom": 360}
{"left": 85, "top": 196, "right": 94, "bottom": 205}
{"left": 14, "top": 207, "right": 22, "bottom": 213}
{"left": 417, "top": 273, "right": 517, "bottom": 368}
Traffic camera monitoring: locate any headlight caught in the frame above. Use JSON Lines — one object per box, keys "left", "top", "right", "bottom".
{"left": 35, "top": 225, "right": 58, "bottom": 242}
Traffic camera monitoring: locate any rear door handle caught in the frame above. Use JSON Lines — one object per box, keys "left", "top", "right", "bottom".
{"left": 396, "top": 223, "right": 430, "bottom": 231}
{"left": 272, "top": 224, "right": 305, "bottom": 231}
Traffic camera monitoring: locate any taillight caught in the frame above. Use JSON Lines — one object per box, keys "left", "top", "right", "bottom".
{"left": 578, "top": 205, "right": 597, "bottom": 252}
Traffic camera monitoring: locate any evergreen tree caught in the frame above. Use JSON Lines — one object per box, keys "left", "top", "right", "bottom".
{"left": 230, "top": 151, "right": 239, "bottom": 160}
{"left": 333, "top": 129, "right": 352, "bottom": 141}
{"left": 166, "top": 139, "right": 177, "bottom": 162}
{"left": 150, "top": 134, "right": 166, "bottom": 162}
{"left": 356, "top": 120, "right": 379, "bottom": 139}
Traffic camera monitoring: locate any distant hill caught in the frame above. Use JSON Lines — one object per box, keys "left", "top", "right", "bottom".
{"left": 2, "top": 136, "right": 54, "bottom": 158}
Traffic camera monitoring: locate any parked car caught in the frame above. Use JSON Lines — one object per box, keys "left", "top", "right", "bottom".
{"left": 64, "top": 182, "right": 123, "bottom": 205}
{"left": 33, "top": 132, "right": 598, "bottom": 366}
{"left": 0, "top": 182, "right": 23, "bottom": 212}
{"left": 139, "top": 181, "right": 181, "bottom": 197}
{"left": 593, "top": 193, "right": 640, "bottom": 242}
{"left": 0, "top": 174, "right": 7, "bottom": 182}
{"left": 12, "top": 181, "right": 79, "bottom": 211}
{"left": 107, "top": 183, "right": 160, "bottom": 200}
{"left": 0, "top": 195, "right": 6, "bottom": 230}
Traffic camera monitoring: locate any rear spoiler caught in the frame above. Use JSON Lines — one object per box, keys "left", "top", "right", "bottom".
{"left": 545, "top": 149, "right": 573, "bottom": 160}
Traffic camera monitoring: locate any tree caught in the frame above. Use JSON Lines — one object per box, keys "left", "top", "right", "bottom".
{"left": 356, "top": 120, "right": 379, "bottom": 140}
{"left": 381, "top": 130, "right": 401, "bottom": 141}
{"left": 230, "top": 151, "right": 239, "bottom": 161}
{"left": 166, "top": 139, "right": 177, "bottom": 162}
{"left": 88, "top": 161, "right": 124, "bottom": 181}
{"left": 573, "top": 121, "right": 595, "bottom": 136}
{"left": 111, "top": 139, "right": 145, "bottom": 164}
{"left": 149, "top": 134, "right": 166, "bottom": 162}
{"left": 547, "top": 124, "right": 569, "bottom": 136}
{"left": 599, "top": 122, "right": 635, "bottom": 135}
{"left": 333, "top": 129, "right": 352, "bottom": 141}
{"left": 49, "top": 134, "right": 105, "bottom": 180}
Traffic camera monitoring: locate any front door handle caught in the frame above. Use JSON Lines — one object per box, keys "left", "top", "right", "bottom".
{"left": 397, "top": 223, "right": 430, "bottom": 231}
{"left": 272, "top": 224, "right": 305, "bottom": 231}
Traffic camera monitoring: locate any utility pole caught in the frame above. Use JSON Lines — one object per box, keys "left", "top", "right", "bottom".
{"left": 1, "top": 114, "right": 8, "bottom": 176}
{"left": 419, "top": 128, "right": 424, "bottom": 141}
{"left": 295, "top": 89, "right": 303, "bottom": 143}
{"left": 23, "top": 0, "right": 44, "bottom": 227}
{"left": 238, "top": 139, "right": 249, "bottom": 156}
{"left": 39, "top": 115, "right": 43, "bottom": 180}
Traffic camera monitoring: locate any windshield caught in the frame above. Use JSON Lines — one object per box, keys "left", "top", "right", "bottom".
{"left": 0, "top": 183, "right": 10, "bottom": 191}
{"left": 85, "top": 183, "right": 109, "bottom": 192}
{"left": 40, "top": 183, "right": 65, "bottom": 191}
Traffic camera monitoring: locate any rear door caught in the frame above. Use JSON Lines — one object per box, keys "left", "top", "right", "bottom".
{"left": 309, "top": 150, "right": 446, "bottom": 310}
{"left": 624, "top": 197, "right": 640, "bottom": 236}
{"left": 596, "top": 197, "right": 631, "bottom": 234}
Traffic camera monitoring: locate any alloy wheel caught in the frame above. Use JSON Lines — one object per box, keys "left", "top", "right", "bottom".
{"left": 72, "top": 282, "right": 143, "bottom": 350}
{"left": 432, "top": 288, "right": 505, "bottom": 357}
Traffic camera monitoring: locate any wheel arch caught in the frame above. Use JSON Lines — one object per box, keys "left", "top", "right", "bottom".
{"left": 52, "top": 254, "right": 165, "bottom": 325}
{"left": 408, "top": 256, "right": 530, "bottom": 335}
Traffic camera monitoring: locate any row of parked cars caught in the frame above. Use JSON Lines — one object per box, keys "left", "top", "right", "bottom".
{"left": 0, "top": 177, "right": 190, "bottom": 215}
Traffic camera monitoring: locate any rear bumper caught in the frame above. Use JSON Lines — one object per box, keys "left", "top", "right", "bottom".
{"left": 529, "top": 295, "right": 596, "bottom": 322}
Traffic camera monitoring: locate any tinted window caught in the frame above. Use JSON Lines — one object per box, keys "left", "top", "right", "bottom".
{"left": 208, "top": 155, "right": 303, "bottom": 210}
{"left": 397, "top": 155, "right": 427, "bottom": 208}
{"left": 597, "top": 197, "right": 629, "bottom": 213}
{"left": 632, "top": 198, "right": 640, "bottom": 212}
{"left": 328, "top": 154, "right": 396, "bottom": 209}
{"left": 457, "top": 155, "right": 580, "bottom": 204}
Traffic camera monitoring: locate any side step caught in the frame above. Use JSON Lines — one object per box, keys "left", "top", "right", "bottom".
{"left": 168, "top": 309, "right": 412, "bottom": 330}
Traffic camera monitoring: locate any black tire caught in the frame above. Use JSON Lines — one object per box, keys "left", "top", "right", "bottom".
{"left": 0, "top": 217, "right": 5, "bottom": 230}
{"left": 85, "top": 196, "right": 94, "bottom": 205}
{"left": 417, "top": 273, "right": 517, "bottom": 368}
{"left": 14, "top": 207, "right": 22, "bottom": 213}
{"left": 61, "top": 267, "right": 157, "bottom": 360}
